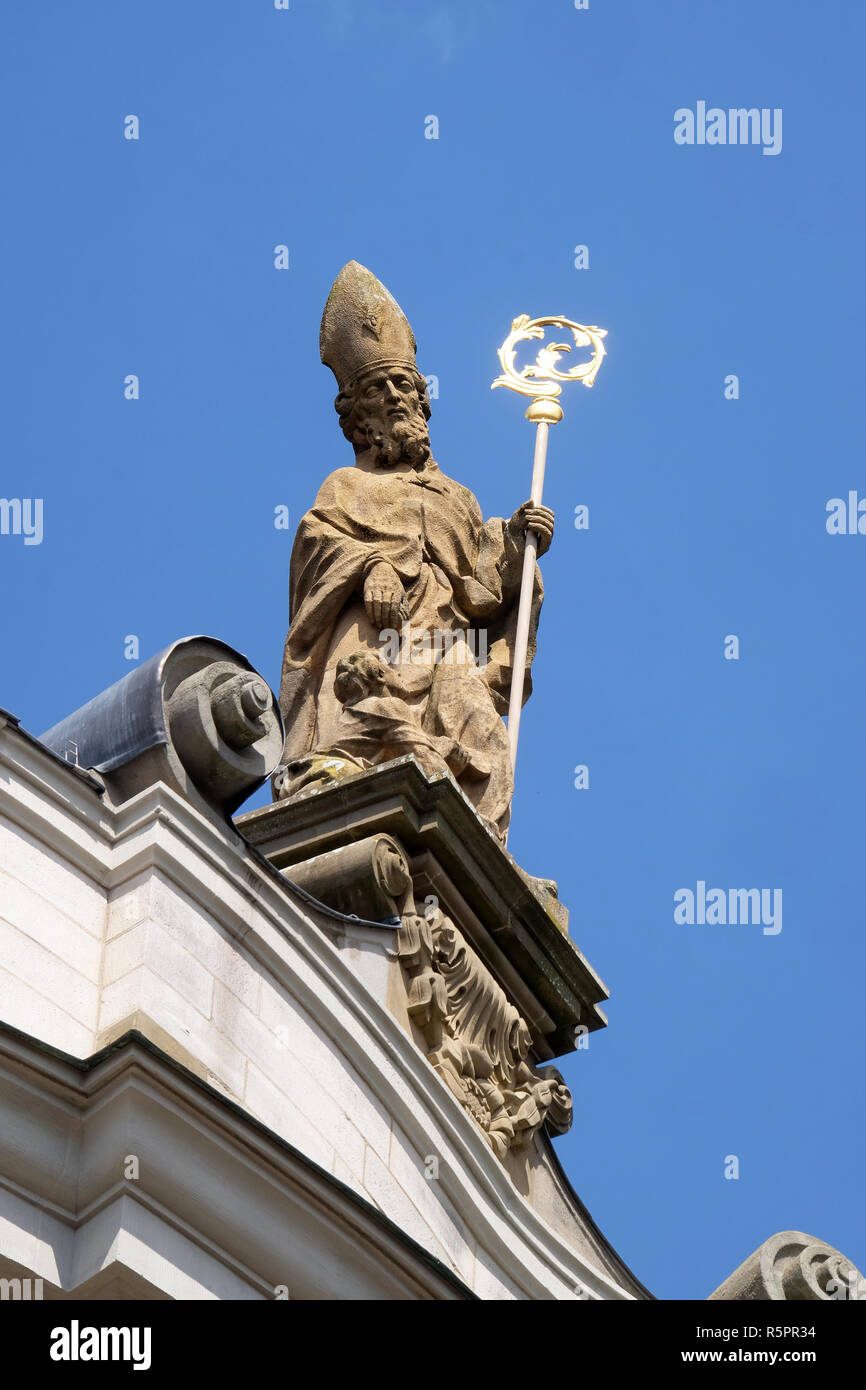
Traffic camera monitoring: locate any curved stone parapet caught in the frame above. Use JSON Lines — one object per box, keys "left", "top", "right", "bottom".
{"left": 709, "top": 1231, "right": 865, "bottom": 1301}
{"left": 0, "top": 711, "right": 648, "bottom": 1299}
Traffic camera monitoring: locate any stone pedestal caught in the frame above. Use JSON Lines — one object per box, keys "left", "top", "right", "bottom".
{"left": 236, "top": 754, "right": 612, "bottom": 1186}
{"left": 236, "top": 756, "right": 609, "bottom": 1067}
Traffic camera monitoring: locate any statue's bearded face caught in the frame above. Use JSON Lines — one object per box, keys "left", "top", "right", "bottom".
{"left": 337, "top": 368, "right": 432, "bottom": 468}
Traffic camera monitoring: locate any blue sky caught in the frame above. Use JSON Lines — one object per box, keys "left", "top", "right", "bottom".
{"left": 2, "top": 1, "right": 863, "bottom": 1299}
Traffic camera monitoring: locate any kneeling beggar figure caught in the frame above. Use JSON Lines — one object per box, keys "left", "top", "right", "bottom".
{"left": 273, "top": 261, "right": 554, "bottom": 842}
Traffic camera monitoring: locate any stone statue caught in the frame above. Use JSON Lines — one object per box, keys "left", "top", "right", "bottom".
{"left": 274, "top": 262, "right": 554, "bottom": 841}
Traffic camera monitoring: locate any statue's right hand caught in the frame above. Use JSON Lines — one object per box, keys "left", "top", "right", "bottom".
{"left": 363, "top": 561, "right": 408, "bottom": 632}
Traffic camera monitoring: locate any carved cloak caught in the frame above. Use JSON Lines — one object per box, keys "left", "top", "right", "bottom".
{"left": 277, "top": 458, "right": 542, "bottom": 765}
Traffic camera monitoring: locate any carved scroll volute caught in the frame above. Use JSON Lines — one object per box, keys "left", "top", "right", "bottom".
{"left": 770, "top": 1239, "right": 864, "bottom": 1302}
{"left": 534, "top": 1066, "right": 573, "bottom": 1137}
{"left": 396, "top": 904, "right": 574, "bottom": 1161}
{"left": 709, "top": 1232, "right": 866, "bottom": 1301}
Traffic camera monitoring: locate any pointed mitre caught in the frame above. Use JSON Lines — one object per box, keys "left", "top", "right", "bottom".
{"left": 320, "top": 261, "right": 418, "bottom": 391}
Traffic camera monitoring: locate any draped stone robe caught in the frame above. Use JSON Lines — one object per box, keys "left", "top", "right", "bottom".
{"left": 277, "top": 457, "right": 542, "bottom": 835}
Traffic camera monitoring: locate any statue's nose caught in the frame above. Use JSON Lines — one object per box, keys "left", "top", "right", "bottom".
{"left": 384, "top": 380, "right": 401, "bottom": 401}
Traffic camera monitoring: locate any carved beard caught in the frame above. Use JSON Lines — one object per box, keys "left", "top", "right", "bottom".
{"left": 358, "top": 408, "right": 431, "bottom": 469}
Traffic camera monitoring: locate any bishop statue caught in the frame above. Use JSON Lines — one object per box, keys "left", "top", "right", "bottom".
{"left": 274, "top": 262, "right": 554, "bottom": 841}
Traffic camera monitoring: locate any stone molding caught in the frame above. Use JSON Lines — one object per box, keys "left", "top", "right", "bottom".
{"left": 0, "top": 1024, "right": 472, "bottom": 1301}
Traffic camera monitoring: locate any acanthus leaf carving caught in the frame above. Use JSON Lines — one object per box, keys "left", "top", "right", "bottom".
{"left": 396, "top": 905, "right": 573, "bottom": 1160}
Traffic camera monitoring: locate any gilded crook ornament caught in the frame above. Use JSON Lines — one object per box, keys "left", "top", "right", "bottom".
{"left": 491, "top": 314, "right": 608, "bottom": 410}
{"left": 492, "top": 309, "right": 608, "bottom": 793}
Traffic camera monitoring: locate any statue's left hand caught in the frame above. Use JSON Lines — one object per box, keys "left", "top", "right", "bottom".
{"left": 507, "top": 502, "right": 555, "bottom": 557}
